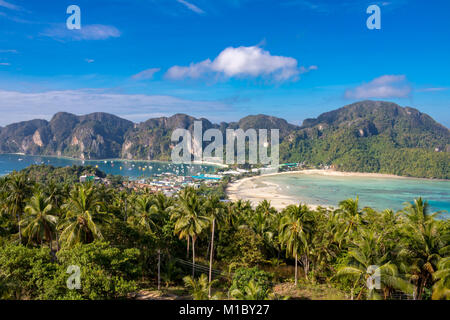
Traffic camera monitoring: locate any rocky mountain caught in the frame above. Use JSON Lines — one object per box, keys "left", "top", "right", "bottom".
{"left": 0, "top": 101, "right": 448, "bottom": 178}
{"left": 0, "top": 112, "right": 133, "bottom": 159}
{"left": 281, "top": 101, "right": 450, "bottom": 178}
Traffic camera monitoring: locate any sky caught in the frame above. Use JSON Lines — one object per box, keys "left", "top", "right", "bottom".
{"left": 0, "top": 0, "right": 449, "bottom": 126}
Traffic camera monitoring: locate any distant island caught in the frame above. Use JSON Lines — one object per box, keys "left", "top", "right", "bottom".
{"left": 0, "top": 100, "right": 449, "bottom": 179}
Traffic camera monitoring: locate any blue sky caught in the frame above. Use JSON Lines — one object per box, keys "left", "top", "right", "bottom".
{"left": 0, "top": 0, "right": 449, "bottom": 126}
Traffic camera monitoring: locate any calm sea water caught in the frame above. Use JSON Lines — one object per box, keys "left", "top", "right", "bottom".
{"left": 0, "top": 154, "right": 215, "bottom": 179}
{"left": 262, "top": 173, "right": 450, "bottom": 216}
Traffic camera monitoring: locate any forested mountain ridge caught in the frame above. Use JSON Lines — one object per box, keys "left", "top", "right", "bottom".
{"left": 0, "top": 112, "right": 133, "bottom": 159}
{"left": 280, "top": 101, "right": 449, "bottom": 178}
{"left": 0, "top": 101, "right": 448, "bottom": 178}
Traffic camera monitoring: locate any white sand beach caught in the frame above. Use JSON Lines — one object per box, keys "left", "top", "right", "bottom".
{"left": 226, "top": 169, "right": 411, "bottom": 211}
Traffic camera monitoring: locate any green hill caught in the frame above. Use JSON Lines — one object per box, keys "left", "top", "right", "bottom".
{"left": 0, "top": 101, "right": 448, "bottom": 178}
{"left": 281, "top": 101, "right": 449, "bottom": 178}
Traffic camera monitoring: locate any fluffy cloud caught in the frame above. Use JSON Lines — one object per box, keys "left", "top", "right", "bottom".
{"left": 132, "top": 68, "right": 161, "bottom": 80}
{"left": 0, "top": 0, "right": 20, "bottom": 11}
{"left": 165, "top": 45, "right": 316, "bottom": 82}
{"left": 0, "top": 89, "right": 228, "bottom": 125}
{"left": 176, "top": 0, "right": 205, "bottom": 14}
{"left": 345, "top": 75, "right": 411, "bottom": 99}
{"left": 42, "top": 24, "right": 121, "bottom": 41}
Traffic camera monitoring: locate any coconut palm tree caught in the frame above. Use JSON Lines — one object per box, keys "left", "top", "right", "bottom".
{"left": 58, "top": 184, "right": 107, "bottom": 248}
{"left": 204, "top": 195, "right": 224, "bottom": 297}
{"left": 173, "top": 187, "right": 209, "bottom": 277}
{"left": 131, "top": 195, "right": 158, "bottom": 233}
{"left": 151, "top": 192, "right": 173, "bottom": 290}
{"left": 44, "top": 181, "right": 65, "bottom": 210}
{"left": 432, "top": 257, "right": 450, "bottom": 300}
{"left": 43, "top": 181, "right": 66, "bottom": 250}
{"left": 281, "top": 204, "right": 315, "bottom": 281}
{"left": 279, "top": 209, "right": 309, "bottom": 285}
{"left": 4, "top": 174, "right": 33, "bottom": 242}
{"left": 230, "top": 279, "right": 270, "bottom": 300}
{"left": 183, "top": 274, "right": 218, "bottom": 300}
{"left": 336, "top": 230, "right": 414, "bottom": 300}
{"left": 338, "top": 197, "right": 363, "bottom": 235}
{"left": 20, "top": 191, "right": 58, "bottom": 249}
{"left": 399, "top": 197, "right": 447, "bottom": 299}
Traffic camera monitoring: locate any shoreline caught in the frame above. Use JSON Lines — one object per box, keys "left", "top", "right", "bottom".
{"left": 226, "top": 169, "right": 450, "bottom": 211}
{"left": 2, "top": 153, "right": 226, "bottom": 168}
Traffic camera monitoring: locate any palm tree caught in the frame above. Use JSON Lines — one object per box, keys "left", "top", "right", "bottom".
{"left": 183, "top": 274, "right": 218, "bottom": 300}
{"left": 58, "top": 184, "right": 107, "bottom": 248}
{"left": 399, "top": 198, "right": 447, "bottom": 299}
{"left": 44, "top": 181, "right": 65, "bottom": 210}
{"left": 173, "top": 187, "right": 209, "bottom": 277}
{"left": 44, "top": 181, "right": 65, "bottom": 250}
{"left": 133, "top": 192, "right": 172, "bottom": 290}
{"left": 279, "top": 208, "right": 309, "bottom": 285}
{"left": 255, "top": 200, "right": 276, "bottom": 232}
{"left": 152, "top": 192, "right": 173, "bottom": 290}
{"left": 225, "top": 199, "right": 252, "bottom": 227}
{"left": 131, "top": 195, "right": 158, "bottom": 233}
{"left": 230, "top": 279, "right": 270, "bottom": 300}
{"left": 338, "top": 197, "right": 363, "bottom": 235}
{"left": 4, "top": 174, "right": 32, "bottom": 242}
{"left": 432, "top": 257, "right": 450, "bottom": 300}
{"left": 204, "top": 195, "right": 224, "bottom": 297}
{"left": 336, "top": 230, "right": 414, "bottom": 300}
{"left": 21, "top": 191, "right": 58, "bottom": 249}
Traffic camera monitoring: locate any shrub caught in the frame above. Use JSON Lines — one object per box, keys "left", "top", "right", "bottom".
{"left": 230, "top": 267, "right": 273, "bottom": 294}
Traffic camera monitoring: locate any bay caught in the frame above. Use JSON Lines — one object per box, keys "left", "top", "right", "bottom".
{"left": 0, "top": 154, "right": 215, "bottom": 179}
{"left": 262, "top": 172, "right": 450, "bottom": 216}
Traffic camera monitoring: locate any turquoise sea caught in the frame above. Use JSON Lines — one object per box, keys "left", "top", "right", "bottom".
{"left": 0, "top": 154, "right": 215, "bottom": 179}
{"left": 1, "top": 154, "right": 448, "bottom": 217}
{"left": 261, "top": 173, "right": 450, "bottom": 217}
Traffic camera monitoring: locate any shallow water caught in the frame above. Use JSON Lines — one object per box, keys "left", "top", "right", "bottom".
{"left": 261, "top": 173, "right": 450, "bottom": 216}
{"left": 0, "top": 154, "right": 215, "bottom": 180}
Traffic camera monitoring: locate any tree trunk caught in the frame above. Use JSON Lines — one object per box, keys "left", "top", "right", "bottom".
{"left": 206, "top": 239, "right": 211, "bottom": 260}
{"left": 302, "top": 254, "right": 310, "bottom": 280}
{"left": 18, "top": 213, "right": 21, "bottom": 243}
{"left": 295, "top": 252, "right": 298, "bottom": 286}
{"left": 157, "top": 249, "right": 161, "bottom": 291}
{"left": 356, "top": 287, "right": 364, "bottom": 300}
{"left": 124, "top": 198, "right": 128, "bottom": 222}
{"left": 186, "top": 236, "right": 190, "bottom": 259}
{"left": 208, "top": 219, "right": 215, "bottom": 298}
{"left": 49, "top": 230, "right": 53, "bottom": 252}
{"left": 56, "top": 232, "right": 60, "bottom": 252}
{"left": 418, "top": 275, "right": 427, "bottom": 300}
{"left": 192, "top": 236, "right": 196, "bottom": 278}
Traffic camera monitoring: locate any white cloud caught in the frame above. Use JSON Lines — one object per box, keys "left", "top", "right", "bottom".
{"left": 165, "top": 45, "right": 316, "bottom": 82}
{"left": 0, "top": 62, "right": 11, "bottom": 66}
{"left": 0, "top": 49, "right": 18, "bottom": 53}
{"left": 345, "top": 75, "right": 411, "bottom": 99}
{"left": 418, "top": 87, "right": 448, "bottom": 92}
{"left": 85, "top": 59, "right": 95, "bottom": 63}
{"left": 176, "top": 0, "right": 205, "bottom": 14}
{"left": 0, "top": 89, "right": 229, "bottom": 125}
{"left": 0, "top": 0, "right": 20, "bottom": 11}
{"left": 42, "top": 24, "right": 121, "bottom": 41}
{"left": 132, "top": 68, "right": 161, "bottom": 80}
